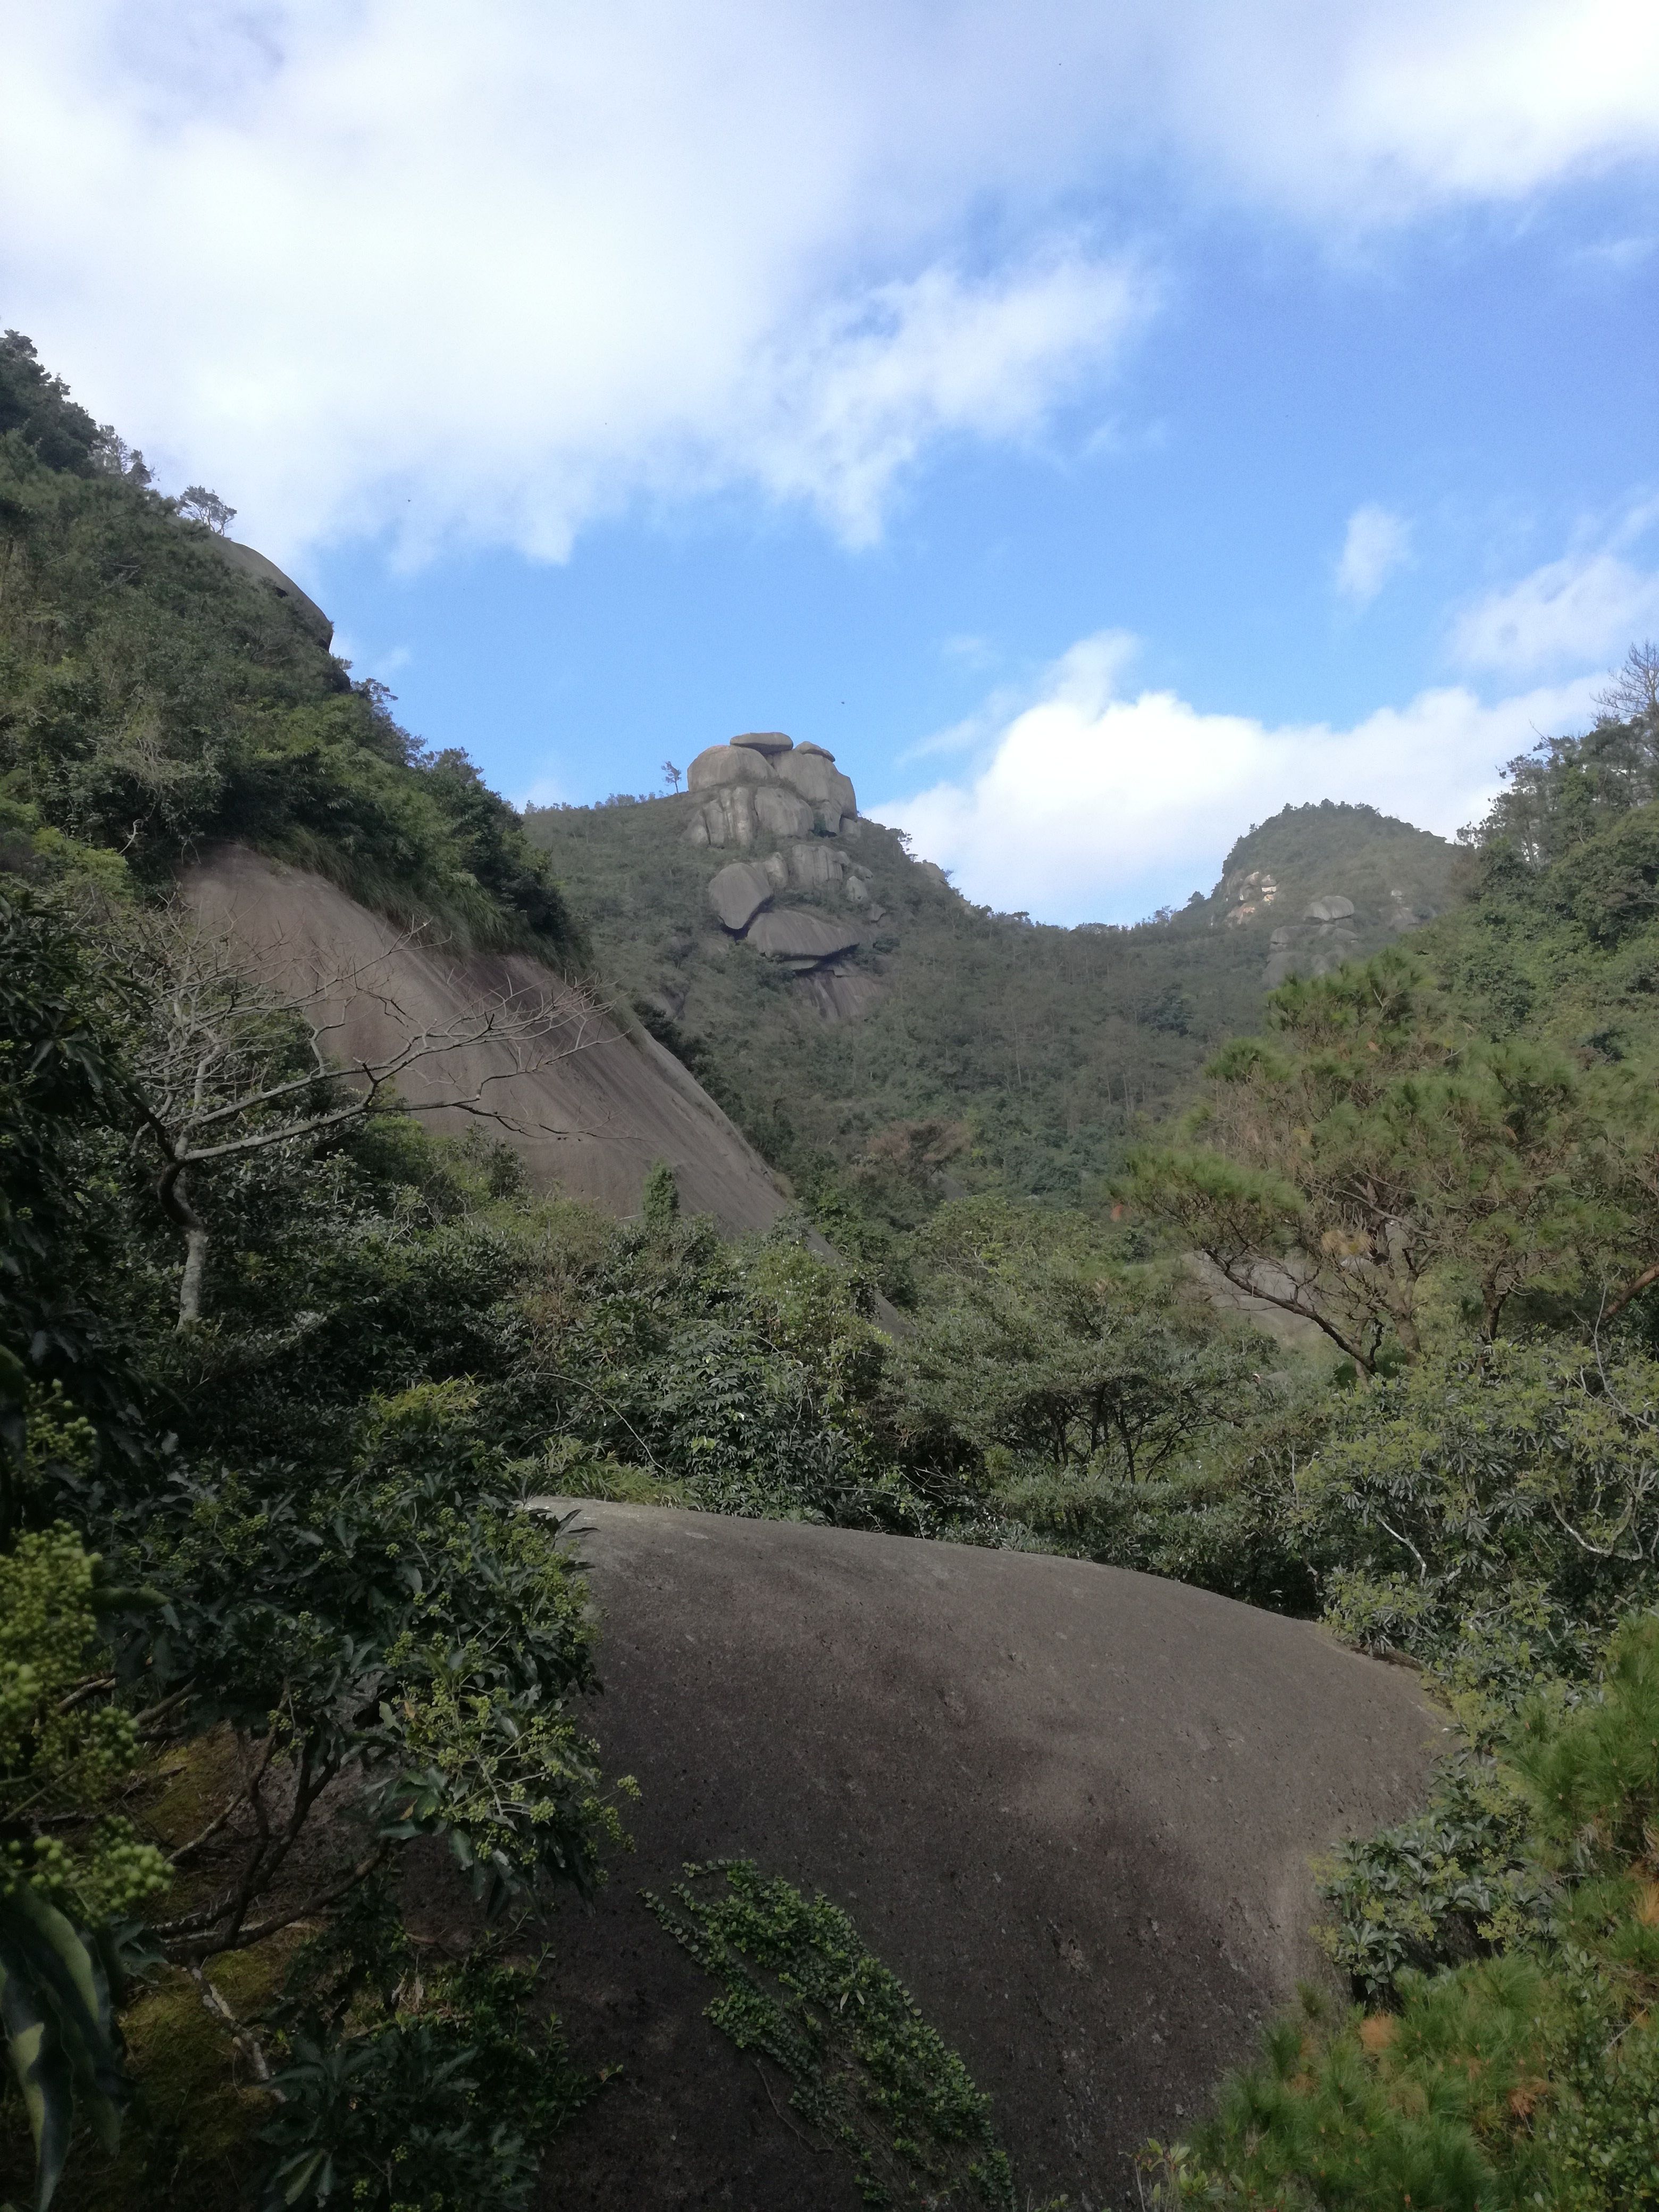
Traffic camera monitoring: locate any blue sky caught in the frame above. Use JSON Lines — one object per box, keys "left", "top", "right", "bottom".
{"left": 6, "top": 3, "right": 1657, "bottom": 920}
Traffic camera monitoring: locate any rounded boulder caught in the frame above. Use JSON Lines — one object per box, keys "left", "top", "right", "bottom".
{"left": 534, "top": 1506, "right": 1443, "bottom": 2210}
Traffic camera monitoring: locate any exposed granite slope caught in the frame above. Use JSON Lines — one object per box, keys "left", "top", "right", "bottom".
{"left": 531, "top": 1502, "right": 1444, "bottom": 2210}
{"left": 182, "top": 844, "right": 792, "bottom": 1233}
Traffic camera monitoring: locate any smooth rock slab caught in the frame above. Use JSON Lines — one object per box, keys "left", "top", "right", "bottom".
{"left": 535, "top": 1505, "right": 1444, "bottom": 2211}
{"left": 744, "top": 909, "right": 861, "bottom": 961}
{"left": 707, "top": 861, "right": 775, "bottom": 932}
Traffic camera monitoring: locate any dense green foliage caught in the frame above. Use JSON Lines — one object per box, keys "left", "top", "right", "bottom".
{"left": 1125, "top": 663, "right": 1659, "bottom": 2209}
{"left": 0, "top": 367, "right": 579, "bottom": 958}
{"left": 647, "top": 1861, "right": 1017, "bottom": 2209}
{"left": 0, "top": 879, "right": 627, "bottom": 2207}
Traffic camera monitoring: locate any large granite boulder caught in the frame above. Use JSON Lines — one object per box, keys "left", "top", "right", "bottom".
{"left": 1305, "top": 894, "right": 1356, "bottom": 924}
{"left": 684, "top": 737, "right": 859, "bottom": 842}
{"left": 529, "top": 1504, "right": 1443, "bottom": 2211}
{"left": 687, "top": 784, "right": 811, "bottom": 850}
{"left": 784, "top": 840, "right": 849, "bottom": 891}
{"left": 208, "top": 537, "right": 333, "bottom": 648}
{"left": 755, "top": 786, "right": 816, "bottom": 839}
{"left": 745, "top": 910, "right": 861, "bottom": 963}
{"left": 774, "top": 747, "right": 858, "bottom": 833}
{"left": 687, "top": 743, "right": 775, "bottom": 794}
{"left": 708, "top": 861, "right": 775, "bottom": 933}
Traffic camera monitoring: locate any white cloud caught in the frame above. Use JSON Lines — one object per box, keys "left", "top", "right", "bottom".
{"left": 1336, "top": 504, "right": 1412, "bottom": 605}
{"left": 1, "top": 2, "right": 1654, "bottom": 566}
{"left": 1452, "top": 538, "right": 1659, "bottom": 676}
{"left": 874, "top": 633, "right": 1603, "bottom": 925}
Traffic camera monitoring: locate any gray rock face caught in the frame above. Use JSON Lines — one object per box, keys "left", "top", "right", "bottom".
{"left": 687, "top": 744, "right": 775, "bottom": 794}
{"left": 707, "top": 861, "right": 775, "bottom": 933}
{"left": 528, "top": 1503, "right": 1442, "bottom": 2210}
{"left": 784, "top": 841, "right": 848, "bottom": 891}
{"left": 685, "top": 740, "right": 859, "bottom": 844}
{"left": 697, "top": 785, "right": 761, "bottom": 849}
{"left": 692, "top": 783, "right": 815, "bottom": 849}
{"left": 208, "top": 538, "right": 333, "bottom": 648}
{"left": 754, "top": 786, "right": 816, "bottom": 839}
{"left": 745, "top": 910, "right": 861, "bottom": 961}
{"left": 1304, "top": 894, "right": 1356, "bottom": 923}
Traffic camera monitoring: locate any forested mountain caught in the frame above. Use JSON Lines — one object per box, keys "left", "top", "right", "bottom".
{"left": 524, "top": 782, "right": 1459, "bottom": 1213}
{"left": 9, "top": 334, "right": 1659, "bottom": 2210}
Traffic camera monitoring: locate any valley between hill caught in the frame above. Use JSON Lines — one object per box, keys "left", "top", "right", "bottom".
{"left": 9, "top": 332, "right": 1659, "bottom": 2210}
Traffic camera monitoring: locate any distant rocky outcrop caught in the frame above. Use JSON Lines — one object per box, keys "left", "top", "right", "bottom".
{"left": 686, "top": 732, "right": 858, "bottom": 844}
{"left": 1212, "top": 804, "right": 1459, "bottom": 988}
{"left": 706, "top": 860, "right": 775, "bottom": 933}
{"left": 1263, "top": 894, "right": 1361, "bottom": 987}
{"left": 691, "top": 735, "right": 881, "bottom": 993}
{"left": 745, "top": 909, "right": 861, "bottom": 967}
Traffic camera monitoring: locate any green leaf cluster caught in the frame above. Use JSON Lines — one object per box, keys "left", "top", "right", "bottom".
{"left": 646, "top": 1861, "right": 1017, "bottom": 2209}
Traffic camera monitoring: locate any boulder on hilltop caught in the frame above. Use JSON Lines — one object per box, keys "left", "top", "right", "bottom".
{"left": 685, "top": 735, "right": 858, "bottom": 843}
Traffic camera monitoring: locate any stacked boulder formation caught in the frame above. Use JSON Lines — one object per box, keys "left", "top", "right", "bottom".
{"left": 683, "top": 731, "right": 858, "bottom": 847}
{"left": 690, "top": 733, "right": 881, "bottom": 977}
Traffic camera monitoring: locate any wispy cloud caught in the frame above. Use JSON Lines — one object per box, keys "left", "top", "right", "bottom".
{"left": 1336, "top": 504, "right": 1412, "bottom": 606}
{"left": 1451, "top": 508, "right": 1659, "bottom": 675}
{"left": 2, "top": 3, "right": 1655, "bottom": 565}
{"left": 873, "top": 632, "right": 1601, "bottom": 925}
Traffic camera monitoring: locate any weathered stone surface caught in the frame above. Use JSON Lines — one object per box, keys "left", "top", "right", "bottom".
{"left": 525, "top": 1503, "right": 1443, "bottom": 2211}
{"left": 692, "top": 786, "right": 761, "bottom": 849}
{"left": 730, "top": 731, "right": 794, "bottom": 756}
{"left": 184, "top": 848, "right": 790, "bottom": 1236}
{"left": 209, "top": 538, "right": 333, "bottom": 648}
{"left": 795, "top": 963, "right": 886, "bottom": 1022}
{"left": 753, "top": 786, "right": 816, "bottom": 839}
{"left": 842, "top": 872, "right": 870, "bottom": 904}
{"left": 794, "top": 741, "right": 834, "bottom": 758}
{"left": 774, "top": 749, "right": 858, "bottom": 830}
{"left": 708, "top": 861, "right": 775, "bottom": 933}
{"left": 745, "top": 910, "right": 861, "bottom": 962}
{"left": 785, "top": 841, "right": 848, "bottom": 890}
{"left": 1305, "top": 894, "right": 1356, "bottom": 923}
{"left": 686, "top": 744, "right": 776, "bottom": 794}
{"left": 761, "top": 851, "right": 789, "bottom": 889}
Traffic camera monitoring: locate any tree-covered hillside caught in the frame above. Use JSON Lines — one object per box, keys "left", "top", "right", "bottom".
{"left": 524, "top": 789, "right": 1460, "bottom": 1216}
{"left": 0, "top": 330, "right": 579, "bottom": 960}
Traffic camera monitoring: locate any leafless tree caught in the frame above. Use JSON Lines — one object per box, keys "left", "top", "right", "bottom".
{"left": 128, "top": 907, "right": 607, "bottom": 1323}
